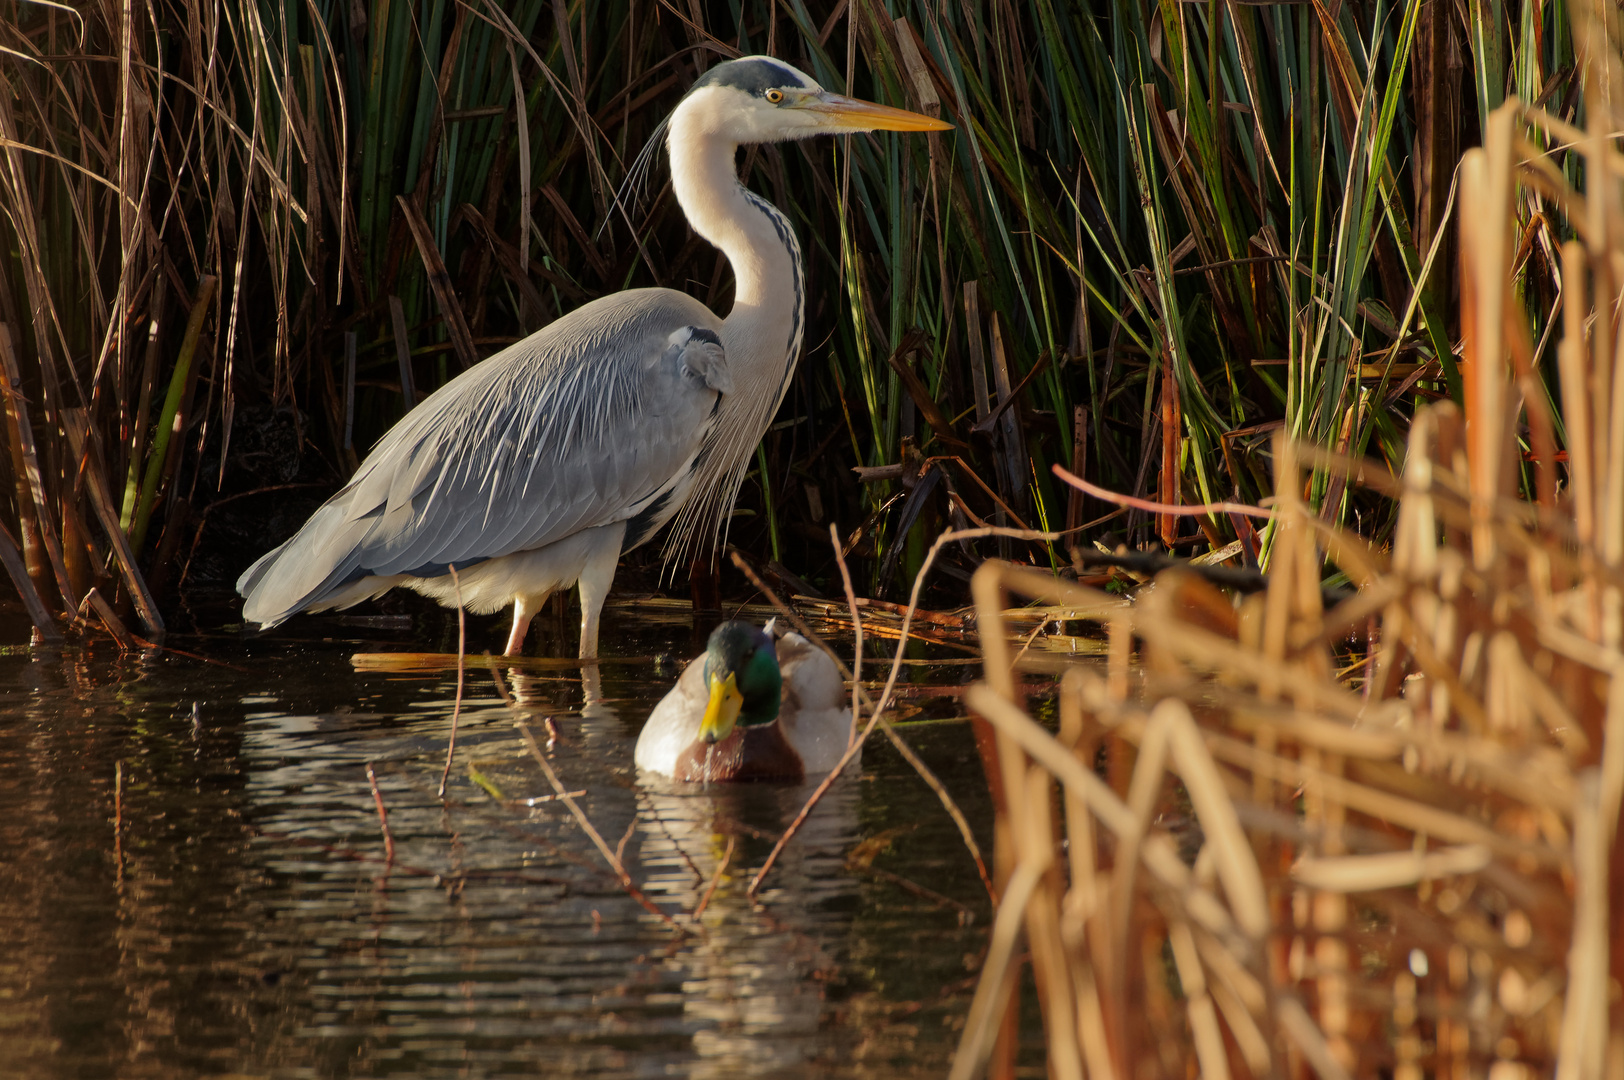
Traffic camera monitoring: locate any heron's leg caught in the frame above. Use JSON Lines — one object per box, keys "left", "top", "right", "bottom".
{"left": 575, "top": 524, "right": 625, "bottom": 660}
{"left": 505, "top": 594, "right": 543, "bottom": 656}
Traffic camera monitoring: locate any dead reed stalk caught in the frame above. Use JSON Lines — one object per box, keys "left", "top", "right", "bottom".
{"left": 955, "top": 0, "right": 1624, "bottom": 1073}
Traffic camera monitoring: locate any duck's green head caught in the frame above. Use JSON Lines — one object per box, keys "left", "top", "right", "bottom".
{"left": 699, "top": 621, "right": 782, "bottom": 745}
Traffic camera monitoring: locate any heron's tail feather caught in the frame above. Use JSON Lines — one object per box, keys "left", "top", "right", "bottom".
{"left": 235, "top": 543, "right": 296, "bottom": 626}
{"left": 236, "top": 495, "right": 377, "bottom": 626}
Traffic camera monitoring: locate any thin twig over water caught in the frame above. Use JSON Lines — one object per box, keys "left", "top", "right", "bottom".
{"left": 438, "top": 564, "right": 467, "bottom": 800}
{"left": 365, "top": 762, "right": 396, "bottom": 866}
{"left": 490, "top": 668, "right": 686, "bottom": 935}
{"left": 740, "top": 526, "right": 1060, "bottom": 900}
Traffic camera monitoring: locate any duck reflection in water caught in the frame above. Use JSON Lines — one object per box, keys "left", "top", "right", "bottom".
{"left": 498, "top": 619, "right": 864, "bottom": 1071}
{"left": 630, "top": 619, "right": 862, "bottom": 1071}
{"left": 636, "top": 769, "right": 862, "bottom": 1074}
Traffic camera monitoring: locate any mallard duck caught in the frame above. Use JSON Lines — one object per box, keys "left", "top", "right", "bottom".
{"left": 635, "top": 620, "right": 850, "bottom": 782}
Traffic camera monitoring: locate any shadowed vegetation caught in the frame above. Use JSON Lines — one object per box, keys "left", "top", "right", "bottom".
{"left": 0, "top": 0, "right": 1578, "bottom": 637}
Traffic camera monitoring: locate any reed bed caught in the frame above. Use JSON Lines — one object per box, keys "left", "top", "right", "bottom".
{"left": 953, "top": 1, "right": 1624, "bottom": 1071}
{"left": 0, "top": 0, "right": 1575, "bottom": 638}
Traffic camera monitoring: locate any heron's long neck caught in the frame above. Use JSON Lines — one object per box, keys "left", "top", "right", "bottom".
{"left": 666, "top": 129, "right": 805, "bottom": 375}
{"left": 660, "top": 118, "right": 806, "bottom": 561}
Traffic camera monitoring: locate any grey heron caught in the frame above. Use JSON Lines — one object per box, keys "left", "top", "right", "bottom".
{"left": 236, "top": 55, "right": 950, "bottom": 657}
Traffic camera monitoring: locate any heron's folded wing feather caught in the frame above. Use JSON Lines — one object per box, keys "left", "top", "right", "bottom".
{"left": 238, "top": 289, "right": 726, "bottom": 622}
{"left": 365, "top": 295, "right": 725, "bottom": 575}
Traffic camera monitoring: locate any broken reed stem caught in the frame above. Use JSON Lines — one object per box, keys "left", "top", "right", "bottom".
{"left": 366, "top": 761, "right": 396, "bottom": 865}
{"left": 62, "top": 411, "right": 164, "bottom": 638}
{"left": 79, "top": 587, "right": 142, "bottom": 650}
{"left": 0, "top": 519, "right": 59, "bottom": 640}
{"left": 438, "top": 563, "right": 465, "bottom": 801}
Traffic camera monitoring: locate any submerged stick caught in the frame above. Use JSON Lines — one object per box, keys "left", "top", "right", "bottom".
{"left": 489, "top": 660, "right": 683, "bottom": 925}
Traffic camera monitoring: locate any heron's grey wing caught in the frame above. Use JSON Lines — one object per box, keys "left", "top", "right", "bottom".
{"left": 238, "top": 289, "right": 727, "bottom": 625}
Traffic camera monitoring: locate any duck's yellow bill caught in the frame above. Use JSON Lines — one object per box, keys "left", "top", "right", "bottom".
{"left": 700, "top": 671, "right": 743, "bottom": 744}
{"left": 805, "top": 92, "right": 953, "bottom": 133}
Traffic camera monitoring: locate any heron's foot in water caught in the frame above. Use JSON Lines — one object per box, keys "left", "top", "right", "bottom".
{"left": 504, "top": 598, "right": 536, "bottom": 656}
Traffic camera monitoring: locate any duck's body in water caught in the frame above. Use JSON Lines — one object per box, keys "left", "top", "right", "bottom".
{"left": 635, "top": 621, "right": 850, "bottom": 782}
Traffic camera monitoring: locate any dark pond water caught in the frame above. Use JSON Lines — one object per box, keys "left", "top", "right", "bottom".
{"left": 0, "top": 600, "right": 1009, "bottom": 1078}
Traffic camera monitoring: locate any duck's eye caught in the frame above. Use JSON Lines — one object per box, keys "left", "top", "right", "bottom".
{"left": 765, "top": 89, "right": 785, "bottom": 104}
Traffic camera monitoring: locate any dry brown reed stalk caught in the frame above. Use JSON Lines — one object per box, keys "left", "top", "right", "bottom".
{"left": 952, "top": 2, "right": 1624, "bottom": 1072}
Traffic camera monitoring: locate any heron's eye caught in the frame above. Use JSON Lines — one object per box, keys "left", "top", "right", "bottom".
{"left": 765, "top": 89, "right": 785, "bottom": 104}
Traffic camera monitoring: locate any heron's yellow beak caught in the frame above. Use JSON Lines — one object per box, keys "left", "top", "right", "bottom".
{"left": 700, "top": 671, "right": 744, "bottom": 744}
{"left": 804, "top": 92, "right": 953, "bottom": 133}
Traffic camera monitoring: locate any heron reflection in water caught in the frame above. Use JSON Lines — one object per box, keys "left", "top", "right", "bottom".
{"left": 237, "top": 57, "right": 951, "bottom": 657}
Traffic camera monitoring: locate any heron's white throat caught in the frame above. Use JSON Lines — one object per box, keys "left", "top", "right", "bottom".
{"left": 661, "top": 95, "right": 807, "bottom": 559}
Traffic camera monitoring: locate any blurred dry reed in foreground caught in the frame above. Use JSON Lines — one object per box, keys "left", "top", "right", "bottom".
{"left": 952, "top": 0, "right": 1624, "bottom": 1075}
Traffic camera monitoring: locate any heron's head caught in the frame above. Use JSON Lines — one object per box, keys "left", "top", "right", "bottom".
{"left": 677, "top": 55, "right": 952, "bottom": 143}
{"left": 697, "top": 621, "right": 783, "bottom": 744}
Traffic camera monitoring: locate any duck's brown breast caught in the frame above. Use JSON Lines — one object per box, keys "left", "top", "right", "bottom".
{"left": 672, "top": 721, "right": 804, "bottom": 783}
